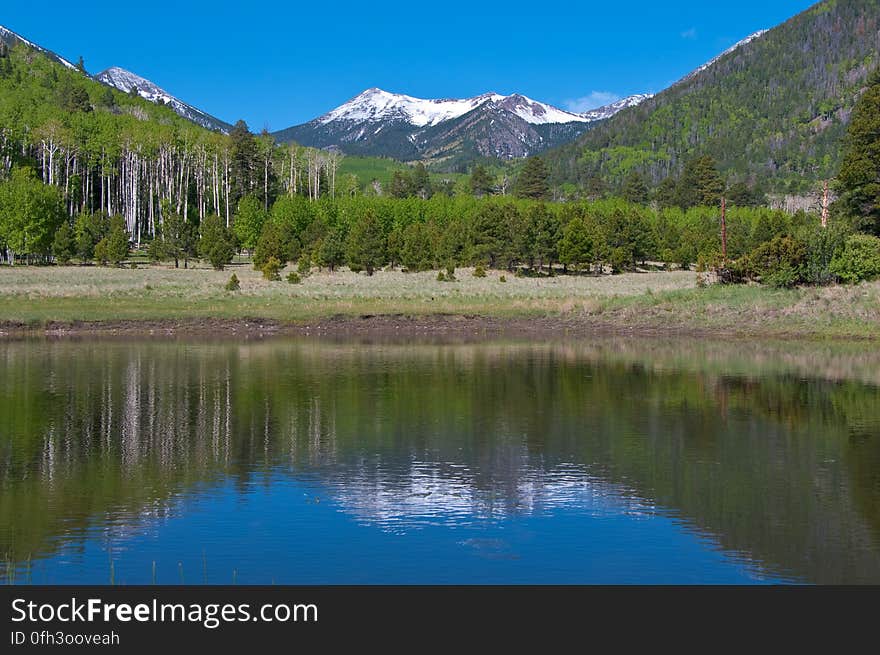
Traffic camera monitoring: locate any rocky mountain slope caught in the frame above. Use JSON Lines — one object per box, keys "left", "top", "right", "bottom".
{"left": 273, "top": 88, "right": 650, "bottom": 168}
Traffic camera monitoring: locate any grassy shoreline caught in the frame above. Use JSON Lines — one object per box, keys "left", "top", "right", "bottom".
{"left": 1, "top": 263, "right": 878, "bottom": 339}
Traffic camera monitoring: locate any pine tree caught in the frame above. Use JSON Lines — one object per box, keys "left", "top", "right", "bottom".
{"left": 726, "top": 181, "right": 765, "bottom": 207}
{"left": 199, "top": 214, "right": 235, "bottom": 270}
{"left": 675, "top": 156, "right": 724, "bottom": 208}
{"left": 161, "top": 208, "right": 197, "bottom": 268}
{"left": 230, "top": 120, "right": 259, "bottom": 206}
{"left": 621, "top": 172, "right": 650, "bottom": 204}
{"left": 559, "top": 217, "right": 594, "bottom": 271}
{"left": 94, "top": 216, "right": 129, "bottom": 266}
{"left": 469, "top": 164, "right": 494, "bottom": 197}
{"left": 584, "top": 176, "right": 608, "bottom": 201}
{"left": 99, "top": 87, "right": 116, "bottom": 108}
{"left": 837, "top": 68, "right": 880, "bottom": 234}
{"left": 52, "top": 221, "right": 76, "bottom": 264}
{"left": 316, "top": 227, "right": 346, "bottom": 271}
{"left": 514, "top": 157, "right": 550, "bottom": 200}
{"left": 401, "top": 222, "right": 433, "bottom": 271}
{"left": 410, "top": 163, "right": 433, "bottom": 199}
{"left": 472, "top": 203, "right": 517, "bottom": 268}
{"left": 388, "top": 171, "right": 413, "bottom": 198}
{"left": 345, "top": 210, "right": 385, "bottom": 275}
{"left": 253, "top": 221, "right": 289, "bottom": 270}
{"left": 653, "top": 177, "right": 678, "bottom": 208}
{"left": 75, "top": 56, "right": 86, "bottom": 74}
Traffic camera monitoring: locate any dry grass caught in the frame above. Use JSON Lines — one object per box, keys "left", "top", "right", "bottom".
{"left": 0, "top": 263, "right": 697, "bottom": 300}
{"left": 0, "top": 262, "right": 878, "bottom": 339}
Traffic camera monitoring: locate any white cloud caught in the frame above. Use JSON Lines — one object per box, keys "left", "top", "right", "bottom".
{"left": 681, "top": 27, "right": 697, "bottom": 39}
{"left": 563, "top": 91, "right": 621, "bottom": 113}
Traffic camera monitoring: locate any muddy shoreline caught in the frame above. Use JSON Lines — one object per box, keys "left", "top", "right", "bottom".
{"left": 0, "top": 314, "right": 866, "bottom": 341}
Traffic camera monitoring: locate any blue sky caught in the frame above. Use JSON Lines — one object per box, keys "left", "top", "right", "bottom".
{"left": 2, "top": 0, "right": 815, "bottom": 130}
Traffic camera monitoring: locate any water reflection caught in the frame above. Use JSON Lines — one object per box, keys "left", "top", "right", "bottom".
{"left": 1, "top": 338, "right": 879, "bottom": 584}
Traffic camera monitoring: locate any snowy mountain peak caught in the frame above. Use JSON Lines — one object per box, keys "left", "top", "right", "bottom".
{"left": 319, "top": 88, "right": 507, "bottom": 128}
{"left": 95, "top": 66, "right": 231, "bottom": 133}
{"left": 578, "top": 94, "right": 654, "bottom": 121}
{"left": 315, "top": 87, "right": 649, "bottom": 132}
{"left": 278, "top": 86, "right": 654, "bottom": 163}
{"left": 96, "top": 67, "right": 171, "bottom": 104}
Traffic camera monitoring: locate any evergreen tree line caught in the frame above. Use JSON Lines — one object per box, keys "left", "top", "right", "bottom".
{"left": 146, "top": 194, "right": 835, "bottom": 277}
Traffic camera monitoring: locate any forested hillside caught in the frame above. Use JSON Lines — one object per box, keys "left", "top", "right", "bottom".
{"left": 0, "top": 41, "right": 346, "bottom": 244}
{"left": 544, "top": 0, "right": 880, "bottom": 194}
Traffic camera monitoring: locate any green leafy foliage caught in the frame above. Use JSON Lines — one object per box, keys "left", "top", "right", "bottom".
{"left": 829, "top": 233, "right": 880, "bottom": 282}
{"left": 740, "top": 236, "right": 807, "bottom": 288}
{"left": 345, "top": 210, "right": 385, "bottom": 275}
{"left": 233, "top": 195, "right": 268, "bottom": 251}
{"left": 0, "top": 167, "right": 64, "bottom": 260}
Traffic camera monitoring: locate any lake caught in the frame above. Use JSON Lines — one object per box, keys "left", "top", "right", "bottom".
{"left": 1, "top": 337, "right": 879, "bottom": 584}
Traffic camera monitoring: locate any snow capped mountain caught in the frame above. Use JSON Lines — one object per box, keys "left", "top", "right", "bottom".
{"left": 319, "top": 88, "right": 500, "bottom": 127}
{"left": 315, "top": 87, "right": 605, "bottom": 129}
{"left": 578, "top": 94, "right": 653, "bottom": 121}
{"left": 0, "top": 25, "right": 77, "bottom": 71}
{"left": 95, "top": 67, "right": 231, "bottom": 133}
{"left": 274, "top": 88, "right": 649, "bottom": 164}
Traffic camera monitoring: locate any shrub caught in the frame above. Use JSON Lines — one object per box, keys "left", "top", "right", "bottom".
{"left": 499, "top": 275, "right": 507, "bottom": 283}
{"left": 473, "top": 264, "right": 486, "bottom": 278}
{"left": 286, "top": 271, "right": 302, "bottom": 284}
{"left": 743, "top": 236, "right": 807, "bottom": 288}
{"left": 800, "top": 224, "right": 850, "bottom": 285}
{"left": 676, "top": 245, "right": 695, "bottom": 271}
{"left": 717, "top": 258, "right": 748, "bottom": 285}
{"left": 436, "top": 271, "right": 446, "bottom": 281}
{"left": 297, "top": 256, "right": 311, "bottom": 277}
{"left": 608, "top": 247, "right": 630, "bottom": 274}
{"left": 830, "top": 234, "right": 880, "bottom": 283}
{"left": 261, "top": 256, "right": 282, "bottom": 281}
{"left": 225, "top": 273, "right": 240, "bottom": 291}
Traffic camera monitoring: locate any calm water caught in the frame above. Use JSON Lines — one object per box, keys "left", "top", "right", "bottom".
{"left": 2, "top": 337, "right": 880, "bottom": 585}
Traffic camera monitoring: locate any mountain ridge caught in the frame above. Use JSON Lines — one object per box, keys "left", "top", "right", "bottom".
{"left": 0, "top": 25, "right": 77, "bottom": 71}
{"left": 542, "top": 0, "right": 880, "bottom": 193}
{"left": 273, "top": 88, "right": 652, "bottom": 167}
{"left": 0, "top": 25, "right": 231, "bottom": 134}
{"left": 94, "top": 66, "right": 231, "bottom": 133}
